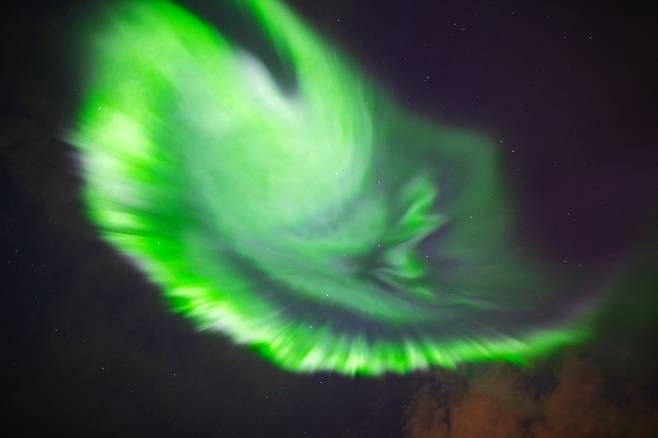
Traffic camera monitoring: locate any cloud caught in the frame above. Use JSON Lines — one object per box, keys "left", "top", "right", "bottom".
{"left": 404, "top": 354, "right": 658, "bottom": 438}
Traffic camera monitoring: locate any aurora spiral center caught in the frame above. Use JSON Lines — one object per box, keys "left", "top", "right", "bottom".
{"left": 70, "top": 0, "right": 590, "bottom": 375}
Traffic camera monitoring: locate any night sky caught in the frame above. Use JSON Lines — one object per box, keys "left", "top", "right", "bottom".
{"left": 3, "top": 1, "right": 658, "bottom": 437}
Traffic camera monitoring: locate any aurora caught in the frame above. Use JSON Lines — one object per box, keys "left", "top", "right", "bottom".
{"left": 70, "top": 0, "right": 592, "bottom": 375}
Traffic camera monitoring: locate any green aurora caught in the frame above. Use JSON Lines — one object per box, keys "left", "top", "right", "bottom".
{"left": 70, "top": 0, "right": 590, "bottom": 376}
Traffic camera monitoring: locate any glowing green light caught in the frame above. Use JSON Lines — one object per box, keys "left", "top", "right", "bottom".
{"left": 70, "top": 0, "right": 589, "bottom": 376}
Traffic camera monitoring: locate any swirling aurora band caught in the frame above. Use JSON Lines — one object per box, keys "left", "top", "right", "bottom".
{"left": 70, "top": 0, "right": 591, "bottom": 375}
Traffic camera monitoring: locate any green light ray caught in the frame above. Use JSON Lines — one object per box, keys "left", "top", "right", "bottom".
{"left": 70, "top": 0, "right": 590, "bottom": 376}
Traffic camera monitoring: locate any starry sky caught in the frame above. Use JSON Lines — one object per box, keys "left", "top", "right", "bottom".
{"left": 2, "top": 1, "right": 657, "bottom": 437}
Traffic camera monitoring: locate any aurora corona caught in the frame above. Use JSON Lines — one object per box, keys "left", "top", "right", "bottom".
{"left": 71, "top": 0, "right": 590, "bottom": 375}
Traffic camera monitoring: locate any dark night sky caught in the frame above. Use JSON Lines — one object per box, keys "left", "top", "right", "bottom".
{"left": 2, "top": 1, "right": 657, "bottom": 437}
